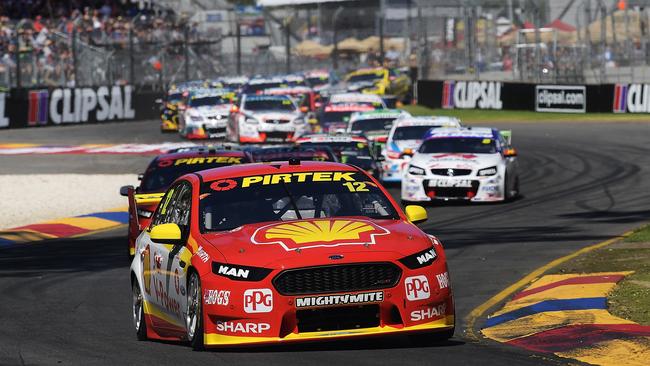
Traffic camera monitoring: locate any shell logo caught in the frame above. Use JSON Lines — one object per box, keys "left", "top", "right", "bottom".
{"left": 251, "top": 219, "right": 391, "bottom": 251}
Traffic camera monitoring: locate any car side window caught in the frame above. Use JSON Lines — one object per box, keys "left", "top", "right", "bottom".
{"left": 167, "top": 183, "right": 192, "bottom": 238}
{"left": 150, "top": 185, "right": 179, "bottom": 227}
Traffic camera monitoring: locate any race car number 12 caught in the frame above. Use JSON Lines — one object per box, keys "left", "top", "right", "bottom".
{"left": 343, "top": 182, "right": 369, "bottom": 192}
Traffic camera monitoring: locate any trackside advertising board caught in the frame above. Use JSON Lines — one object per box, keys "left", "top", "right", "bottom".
{"left": 535, "top": 85, "right": 586, "bottom": 113}
{"left": 1, "top": 86, "right": 160, "bottom": 129}
{"left": 612, "top": 83, "right": 650, "bottom": 113}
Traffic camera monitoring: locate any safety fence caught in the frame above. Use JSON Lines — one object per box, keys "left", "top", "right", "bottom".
{"left": 417, "top": 79, "right": 650, "bottom": 114}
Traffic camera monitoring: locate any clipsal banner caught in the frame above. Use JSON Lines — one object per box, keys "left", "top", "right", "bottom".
{"left": 612, "top": 83, "right": 650, "bottom": 113}
{"left": 442, "top": 81, "right": 503, "bottom": 110}
{"left": 25, "top": 85, "right": 135, "bottom": 126}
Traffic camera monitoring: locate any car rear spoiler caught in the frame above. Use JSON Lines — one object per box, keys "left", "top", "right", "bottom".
{"left": 134, "top": 193, "right": 165, "bottom": 205}
{"left": 500, "top": 130, "right": 512, "bottom": 146}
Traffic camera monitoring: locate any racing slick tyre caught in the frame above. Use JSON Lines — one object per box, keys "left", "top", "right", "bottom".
{"left": 187, "top": 270, "right": 205, "bottom": 351}
{"left": 132, "top": 279, "right": 148, "bottom": 341}
{"left": 505, "top": 173, "right": 520, "bottom": 202}
{"left": 408, "top": 327, "right": 455, "bottom": 346}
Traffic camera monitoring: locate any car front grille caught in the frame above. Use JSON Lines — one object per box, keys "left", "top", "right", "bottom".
{"left": 273, "top": 263, "right": 401, "bottom": 296}
{"left": 423, "top": 180, "right": 480, "bottom": 199}
{"left": 296, "top": 304, "right": 380, "bottom": 332}
{"left": 265, "top": 119, "right": 290, "bottom": 124}
{"left": 431, "top": 168, "right": 472, "bottom": 176}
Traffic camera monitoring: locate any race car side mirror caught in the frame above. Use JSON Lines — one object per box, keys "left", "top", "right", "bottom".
{"left": 503, "top": 148, "right": 517, "bottom": 157}
{"left": 150, "top": 223, "right": 184, "bottom": 246}
{"left": 401, "top": 148, "right": 414, "bottom": 157}
{"left": 120, "top": 185, "right": 133, "bottom": 197}
{"left": 375, "top": 136, "right": 388, "bottom": 143}
{"left": 405, "top": 205, "right": 428, "bottom": 224}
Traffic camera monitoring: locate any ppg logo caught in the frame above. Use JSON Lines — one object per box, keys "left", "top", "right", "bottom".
{"left": 243, "top": 288, "right": 273, "bottom": 313}
{"left": 404, "top": 275, "right": 431, "bottom": 301}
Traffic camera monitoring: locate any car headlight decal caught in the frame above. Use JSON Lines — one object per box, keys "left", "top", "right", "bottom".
{"left": 408, "top": 165, "right": 426, "bottom": 176}
{"left": 211, "top": 262, "right": 273, "bottom": 281}
{"left": 190, "top": 115, "right": 203, "bottom": 122}
{"left": 399, "top": 246, "right": 437, "bottom": 269}
{"left": 477, "top": 166, "right": 498, "bottom": 176}
{"left": 245, "top": 117, "right": 259, "bottom": 124}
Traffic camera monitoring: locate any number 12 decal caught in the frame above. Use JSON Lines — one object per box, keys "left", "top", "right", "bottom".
{"left": 343, "top": 182, "right": 369, "bottom": 192}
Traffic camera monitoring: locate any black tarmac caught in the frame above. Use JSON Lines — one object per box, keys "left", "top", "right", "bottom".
{"left": 1, "top": 120, "right": 649, "bottom": 365}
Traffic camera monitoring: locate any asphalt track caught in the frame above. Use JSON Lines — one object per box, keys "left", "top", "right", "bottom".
{"left": 1, "top": 120, "right": 649, "bottom": 365}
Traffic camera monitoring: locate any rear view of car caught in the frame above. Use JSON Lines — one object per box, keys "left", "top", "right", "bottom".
{"left": 247, "top": 145, "right": 338, "bottom": 163}
{"left": 401, "top": 127, "right": 520, "bottom": 203}
{"left": 227, "top": 95, "right": 308, "bottom": 143}
{"left": 382, "top": 116, "right": 462, "bottom": 182}
{"left": 319, "top": 93, "right": 386, "bottom": 133}
{"left": 120, "top": 148, "right": 252, "bottom": 259}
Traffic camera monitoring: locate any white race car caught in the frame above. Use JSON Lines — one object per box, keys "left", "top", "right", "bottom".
{"left": 401, "top": 127, "right": 520, "bottom": 203}
{"left": 178, "top": 89, "right": 233, "bottom": 140}
{"left": 347, "top": 109, "right": 411, "bottom": 142}
{"left": 227, "top": 94, "right": 309, "bottom": 143}
{"left": 382, "top": 116, "right": 461, "bottom": 182}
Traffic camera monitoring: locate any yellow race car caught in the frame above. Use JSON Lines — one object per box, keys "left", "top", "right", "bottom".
{"left": 160, "top": 88, "right": 186, "bottom": 132}
{"left": 344, "top": 67, "right": 411, "bottom": 101}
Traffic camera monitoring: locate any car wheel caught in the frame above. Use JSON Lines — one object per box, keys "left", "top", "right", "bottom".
{"left": 408, "top": 327, "right": 455, "bottom": 346}
{"left": 186, "top": 271, "right": 204, "bottom": 351}
{"left": 132, "top": 278, "right": 147, "bottom": 341}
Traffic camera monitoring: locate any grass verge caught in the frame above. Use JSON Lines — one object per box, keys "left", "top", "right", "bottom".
{"left": 401, "top": 105, "right": 650, "bottom": 123}
{"left": 555, "top": 224, "right": 650, "bottom": 325}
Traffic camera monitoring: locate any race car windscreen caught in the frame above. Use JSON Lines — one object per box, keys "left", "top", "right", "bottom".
{"left": 140, "top": 155, "right": 249, "bottom": 192}
{"left": 392, "top": 126, "right": 436, "bottom": 140}
{"left": 242, "top": 82, "right": 284, "bottom": 94}
{"left": 321, "top": 111, "right": 354, "bottom": 124}
{"left": 350, "top": 118, "right": 395, "bottom": 134}
{"left": 419, "top": 137, "right": 497, "bottom": 154}
{"left": 306, "top": 76, "right": 328, "bottom": 87}
{"left": 347, "top": 73, "right": 383, "bottom": 83}
{"left": 188, "top": 96, "right": 229, "bottom": 107}
{"left": 200, "top": 171, "right": 398, "bottom": 231}
{"left": 167, "top": 92, "right": 183, "bottom": 103}
{"left": 251, "top": 148, "right": 337, "bottom": 162}
{"left": 244, "top": 98, "right": 296, "bottom": 112}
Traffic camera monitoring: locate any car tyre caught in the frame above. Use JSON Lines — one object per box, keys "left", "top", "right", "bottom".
{"left": 505, "top": 173, "right": 520, "bottom": 202}
{"left": 187, "top": 271, "right": 205, "bottom": 351}
{"left": 132, "top": 279, "right": 148, "bottom": 341}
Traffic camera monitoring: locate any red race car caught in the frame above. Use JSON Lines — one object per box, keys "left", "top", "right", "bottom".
{"left": 129, "top": 160, "right": 454, "bottom": 349}
{"left": 120, "top": 146, "right": 252, "bottom": 259}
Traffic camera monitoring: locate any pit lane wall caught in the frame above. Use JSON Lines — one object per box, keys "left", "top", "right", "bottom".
{"left": 417, "top": 80, "right": 650, "bottom": 114}
{"left": 0, "top": 85, "right": 160, "bottom": 129}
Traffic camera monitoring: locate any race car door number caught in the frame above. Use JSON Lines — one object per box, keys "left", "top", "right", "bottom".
{"left": 428, "top": 179, "right": 472, "bottom": 188}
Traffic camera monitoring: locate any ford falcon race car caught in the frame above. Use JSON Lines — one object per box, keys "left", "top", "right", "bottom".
{"left": 401, "top": 127, "right": 519, "bottom": 203}
{"left": 382, "top": 116, "right": 462, "bottom": 182}
{"left": 347, "top": 109, "right": 411, "bottom": 142}
{"left": 318, "top": 93, "right": 387, "bottom": 133}
{"left": 130, "top": 161, "right": 454, "bottom": 349}
{"left": 344, "top": 67, "right": 410, "bottom": 101}
{"left": 178, "top": 89, "right": 235, "bottom": 140}
{"left": 120, "top": 148, "right": 252, "bottom": 259}
{"left": 227, "top": 94, "right": 309, "bottom": 144}
{"left": 160, "top": 89, "right": 186, "bottom": 132}
{"left": 296, "top": 134, "right": 384, "bottom": 179}
{"left": 246, "top": 145, "right": 338, "bottom": 163}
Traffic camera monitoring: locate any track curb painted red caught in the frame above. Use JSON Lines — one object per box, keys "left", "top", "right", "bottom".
{"left": 0, "top": 207, "right": 128, "bottom": 247}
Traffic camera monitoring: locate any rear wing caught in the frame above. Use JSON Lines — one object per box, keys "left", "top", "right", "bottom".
{"left": 500, "top": 130, "right": 512, "bottom": 146}
{"left": 134, "top": 193, "right": 165, "bottom": 205}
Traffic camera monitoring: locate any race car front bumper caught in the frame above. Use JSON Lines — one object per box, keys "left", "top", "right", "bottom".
{"left": 184, "top": 120, "right": 228, "bottom": 140}
{"left": 401, "top": 173, "right": 505, "bottom": 202}
{"left": 238, "top": 121, "right": 308, "bottom": 143}
{"left": 381, "top": 157, "right": 409, "bottom": 182}
{"left": 200, "top": 255, "right": 454, "bottom": 346}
